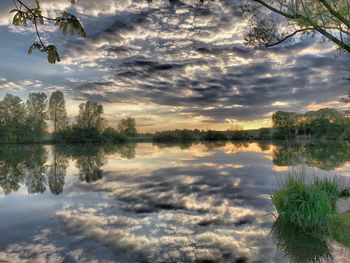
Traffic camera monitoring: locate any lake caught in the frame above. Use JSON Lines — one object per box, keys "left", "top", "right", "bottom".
{"left": 0, "top": 141, "right": 350, "bottom": 262}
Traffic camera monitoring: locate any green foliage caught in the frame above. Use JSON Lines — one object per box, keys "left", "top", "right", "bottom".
{"left": 153, "top": 130, "right": 233, "bottom": 142}
{"left": 340, "top": 127, "right": 350, "bottom": 140}
{"left": 76, "top": 101, "right": 104, "bottom": 132}
{"left": 58, "top": 126, "right": 102, "bottom": 143}
{"left": 272, "top": 111, "right": 300, "bottom": 139}
{"left": 11, "top": 0, "right": 85, "bottom": 63}
{"left": 245, "top": 0, "right": 350, "bottom": 52}
{"left": 202, "top": 130, "right": 227, "bottom": 141}
{"left": 272, "top": 108, "right": 348, "bottom": 140}
{"left": 0, "top": 92, "right": 139, "bottom": 144}
{"left": 313, "top": 177, "right": 341, "bottom": 205}
{"left": 25, "top": 92, "right": 48, "bottom": 142}
{"left": 153, "top": 130, "right": 195, "bottom": 142}
{"left": 258, "top": 127, "right": 271, "bottom": 140}
{"left": 230, "top": 130, "right": 249, "bottom": 140}
{"left": 55, "top": 12, "right": 86, "bottom": 37}
{"left": 0, "top": 94, "right": 26, "bottom": 143}
{"left": 49, "top": 91, "right": 67, "bottom": 142}
{"left": 271, "top": 176, "right": 341, "bottom": 231}
{"left": 102, "top": 127, "right": 128, "bottom": 143}
{"left": 118, "top": 117, "right": 137, "bottom": 137}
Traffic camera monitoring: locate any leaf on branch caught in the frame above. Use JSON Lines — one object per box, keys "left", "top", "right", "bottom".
{"left": 28, "top": 42, "right": 60, "bottom": 64}
{"left": 55, "top": 12, "right": 86, "bottom": 38}
{"left": 28, "top": 42, "right": 43, "bottom": 54}
{"left": 11, "top": 9, "right": 27, "bottom": 26}
{"left": 45, "top": 45, "right": 61, "bottom": 64}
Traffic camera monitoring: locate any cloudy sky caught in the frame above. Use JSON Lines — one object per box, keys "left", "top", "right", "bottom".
{"left": 0, "top": 0, "right": 349, "bottom": 132}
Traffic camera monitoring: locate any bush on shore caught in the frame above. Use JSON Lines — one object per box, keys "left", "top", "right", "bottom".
{"left": 153, "top": 130, "right": 195, "bottom": 142}
{"left": 202, "top": 130, "right": 227, "bottom": 141}
{"left": 57, "top": 126, "right": 128, "bottom": 143}
{"left": 271, "top": 176, "right": 341, "bottom": 231}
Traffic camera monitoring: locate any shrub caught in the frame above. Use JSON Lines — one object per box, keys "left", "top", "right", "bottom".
{"left": 102, "top": 127, "right": 128, "bottom": 142}
{"left": 57, "top": 126, "right": 102, "bottom": 143}
{"left": 258, "top": 128, "right": 271, "bottom": 140}
{"left": 153, "top": 130, "right": 195, "bottom": 142}
{"left": 271, "top": 176, "right": 341, "bottom": 231}
{"left": 231, "top": 130, "right": 249, "bottom": 140}
{"left": 202, "top": 130, "right": 227, "bottom": 141}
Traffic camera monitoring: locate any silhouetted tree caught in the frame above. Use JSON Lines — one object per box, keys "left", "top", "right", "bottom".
{"left": 76, "top": 101, "right": 104, "bottom": 132}
{"left": 245, "top": 0, "right": 350, "bottom": 52}
{"left": 0, "top": 94, "right": 26, "bottom": 143}
{"left": 118, "top": 117, "right": 137, "bottom": 137}
{"left": 25, "top": 92, "right": 48, "bottom": 142}
{"left": 49, "top": 91, "right": 67, "bottom": 143}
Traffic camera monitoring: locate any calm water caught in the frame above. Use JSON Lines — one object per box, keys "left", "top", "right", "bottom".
{"left": 1, "top": 141, "right": 350, "bottom": 262}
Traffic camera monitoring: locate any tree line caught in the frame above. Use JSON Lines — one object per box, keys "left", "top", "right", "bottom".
{"left": 0, "top": 91, "right": 137, "bottom": 144}
{"left": 272, "top": 108, "right": 350, "bottom": 140}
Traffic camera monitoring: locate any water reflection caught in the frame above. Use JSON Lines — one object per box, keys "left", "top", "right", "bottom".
{"left": 0, "top": 141, "right": 350, "bottom": 262}
{"left": 0, "top": 143, "right": 139, "bottom": 195}
{"left": 271, "top": 218, "right": 332, "bottom": 263}
{"left": 47, "top": 152, "right": 67, "bottom": 195}
{"left": 0, "top": 146, "right": 47, "bottom": 195}
{"left": 273, "top": 141, "right": 350, "bottom": 170}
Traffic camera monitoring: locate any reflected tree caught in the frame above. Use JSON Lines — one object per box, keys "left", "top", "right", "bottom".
{"left": 76, "top": 154, "right": 104, "bottom": 183}
{"left": 273, "top": 141, "right": 350, "bottom": 170}
{"left": 47, "top": 148, "right": 67, "bottom": 194}
{"left": 0, "top": 146, "right": 26, "bottom": 194}
{"left": 202, "top": 141, "right": 227, "bottom": 149}
{"left": 116, "top": 143, "right": 136, "bottom": 159}
{"left": 23, "top": 146, "right": 48, "bottom": 194}
{"left": 55, "top": 144, "right": 106, "bottom": 183}
{"left": 0, "top": 146, "right": 49, "bottom": 195}
{"left": 272, "top": 218, "right": 332, "bottom": 263}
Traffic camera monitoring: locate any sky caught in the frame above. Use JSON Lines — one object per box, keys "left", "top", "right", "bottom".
{"left": 0, "top": 0, "right": 349, "bottom": 132}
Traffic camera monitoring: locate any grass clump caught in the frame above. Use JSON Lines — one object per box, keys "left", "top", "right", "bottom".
{"left": 271, "top": 176, "right": 341, "bottom": 231}
{"left": 312, "top": 177, "right": 341, "bottom": 205}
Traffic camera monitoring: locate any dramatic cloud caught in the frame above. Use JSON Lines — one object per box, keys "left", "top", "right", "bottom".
{"left": 0, "top": 0, "right": 349, "bottom": 131}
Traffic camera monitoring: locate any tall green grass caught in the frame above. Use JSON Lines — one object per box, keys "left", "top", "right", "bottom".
{"left": 271, "top": 175, "right": 341, "bottom": 231}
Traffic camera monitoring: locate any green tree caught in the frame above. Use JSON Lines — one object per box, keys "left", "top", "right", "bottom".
{"left": 304, "top": 108, "right": 345, "bottom": 138}
{"left": 0, "top": 94, "right": 26, "bottom": 143}
{"left": 76, "top": 101, "right": 104, "bottom": 132}
{"left": 49, "top": 91, "right": 67, "bottom": 143}
{"left": 272, "top": 111, "right": 300, "bottom": 139}
{"left": 25, "top": 92, "right": 48, "bottom": 142}
{"left": 258, "top": 127, "right": 271, "bottom": 140}
{"left": 245, "top": 0, "right": 350, "bottom": 52}
{"left": 117, "top": 117, "right": 137, "bottom": 137}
